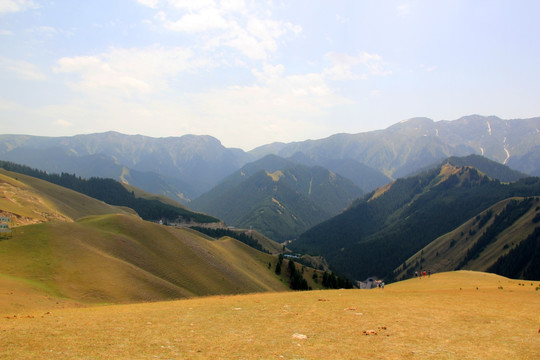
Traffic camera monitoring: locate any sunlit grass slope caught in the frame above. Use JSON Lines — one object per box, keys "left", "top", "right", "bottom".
{"left": 2, "top": 271, "right": 538, "bottom": 359}
{"left": 0, "top": 214, "right": 289, "bottom": 313}
{"left": 0, "top": 169, "right": 134, "bottom": 225}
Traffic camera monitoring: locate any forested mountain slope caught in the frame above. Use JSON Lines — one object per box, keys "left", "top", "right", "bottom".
{"left": 291, "top": 161, "right": 540, "bottom": 281}
{"left": 394, "top": 196, "right": 540, "bottom": 280}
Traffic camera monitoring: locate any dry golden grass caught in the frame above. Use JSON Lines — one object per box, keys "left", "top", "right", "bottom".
{"left": 2, "top": 271, "right": 538, "bottom": 359}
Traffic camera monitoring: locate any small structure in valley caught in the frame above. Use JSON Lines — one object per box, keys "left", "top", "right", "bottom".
{"left": 0, "top": 215, "right": 11, "bottom": 238}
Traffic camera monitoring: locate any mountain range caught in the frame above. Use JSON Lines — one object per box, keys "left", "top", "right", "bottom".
{"left": 251, "top": 115, "right": 540, "bottom": 178}
{"left": 0, "top": 132, "right": 250, "bottom": 203}
{"left": 1, "top": 115, "right": 539, "bottom": 206}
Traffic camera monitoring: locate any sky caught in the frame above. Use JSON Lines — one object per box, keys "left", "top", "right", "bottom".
{"left": 1, "top": 0, "right": 539, "bottom": 150}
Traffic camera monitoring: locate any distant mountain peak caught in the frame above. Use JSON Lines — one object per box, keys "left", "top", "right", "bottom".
{"left": 397, "top": 117, "right": 434, "bottom": 125}
{"left": 436, "top": 163, "right": 489, "bottom": 187}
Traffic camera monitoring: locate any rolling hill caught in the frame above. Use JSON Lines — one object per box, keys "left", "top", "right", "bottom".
{"left": 191, "top": 155, "right": 363, "bottom": 241}
{"left": 0, "top": 214, "right": 290, "bottom": 305}
{"left": 0, "top": 168, "right": 333, "bottom": 308}
{"left": 291, "top": 158, "right": 540, "bottom": 282}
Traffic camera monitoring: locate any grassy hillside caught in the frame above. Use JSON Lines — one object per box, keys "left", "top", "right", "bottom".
{"left": 2, "top": 271, "right": 538, "bottom": 359}
{"left": 0, "top": 214, "right": 290, "bottom": 308}
{"left": 0, "top": 169, "right": 134, "bottom": 225}
{"left": 0, "top": 166, "right": 328, "bottom": 314}
{"left": 395, "top": 196, "right": 540, "bottom": 280}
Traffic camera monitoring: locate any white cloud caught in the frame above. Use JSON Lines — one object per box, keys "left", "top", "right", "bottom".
{"left": 41, "top": 58, "right": 351, "bottom": 149}
{"left": 420, "top": 64, "right": 437, "bottom": 72}
{"left": 185, "top": 76, "right": 349, "bottom": 148}
{"left": 27, "top": 25, "right": 58, "bottom": 37}
{"left": 253, "top": 62, "right": 337, "bottom": 98}
{"left": 166, "top": 0, "right": 217, "bottom": 11}
{"left": 135, "top": 0, "right": 159, "bottom": 9}
{"left": 53, "top": 46, "right": 199, "bottom": 95}
{"left": 335, "top": 14, "right": 349, "bottom": 24}
{"left": 397, "top": 4, "right": 411, "bottom": 16}
{"left": 0, "top": 96, "right": 20, "bottom": 111}
{"left": 0, "top": 29, "right": 12, "bottom": 35}
{"left": 144, "top": 0, "right": 301, "bottom": 61}
{"left": 164, "top": 61, "right": 354, "bottom": 148}
{"left": 252, "top": 63, "right": 284, "bottom": 84}
{"left": 53, "top": 119, "right": 72, "bottom": 127}
{"left": 324, "top": 51, "right": 392, "bottom": 80}
{"left": 0, "top": 57, "right": 47, "bottom": 81}
{"left": 55, "top": 55, "right": 151, "bottom": 94}
{"left": 161, "top": 7, "right": 229, "bottom": 33}
{"left": 0, "top": 0, "right": 38, "bottom": 14}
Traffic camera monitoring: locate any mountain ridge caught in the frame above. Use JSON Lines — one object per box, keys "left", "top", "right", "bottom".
{"left": 1, "top": 115, "right": 539, "bottom": 203}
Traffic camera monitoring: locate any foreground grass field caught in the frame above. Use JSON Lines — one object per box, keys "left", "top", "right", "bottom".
{"left": 1, "top": 271, "right": 538, "bottom": 359}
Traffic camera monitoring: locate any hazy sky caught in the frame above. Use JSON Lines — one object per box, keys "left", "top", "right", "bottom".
{"left": 1, "top": 0, "right": 539, "bottom": 150}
